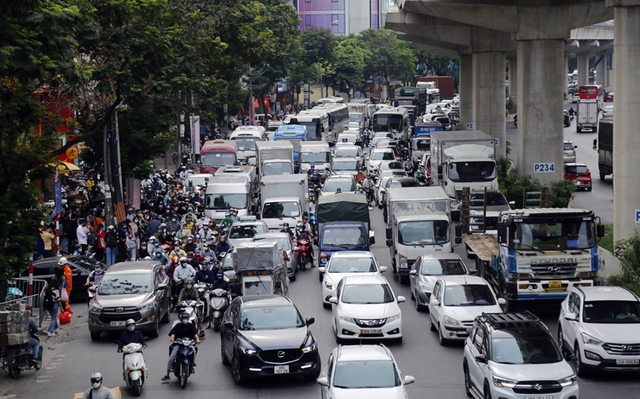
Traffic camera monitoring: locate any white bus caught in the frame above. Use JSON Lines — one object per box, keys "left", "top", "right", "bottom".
{"left": 293, "top": 109, "right": 329, "bottom": 142}
{"left": 315, "top": 103, "right": 349, "bottom": 144}
{"left": 317, "top": 96, "right": 344, "bottom": 105}
{"left": 372, "top": 107, "right": 411, "bottom": 140}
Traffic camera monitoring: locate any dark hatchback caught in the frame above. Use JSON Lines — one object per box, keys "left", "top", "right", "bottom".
{"left": 220, "top": 295, "right": 321, "bottom": 385}
{"left": 17, "top": 255, "right": 106, "bottom": 302}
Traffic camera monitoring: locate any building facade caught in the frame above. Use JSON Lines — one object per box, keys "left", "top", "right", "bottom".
{"left": 292, "top": 0, "right": 389, "bottom": 35}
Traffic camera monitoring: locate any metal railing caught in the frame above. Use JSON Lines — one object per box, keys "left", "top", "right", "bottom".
{"left": 0, "top": 278, "right": 49, "bottom": 328}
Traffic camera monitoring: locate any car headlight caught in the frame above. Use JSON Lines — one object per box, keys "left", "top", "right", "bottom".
{"left": 301, "top": 334, "right": 317, "bottom": 353}
{"left": 493, "top": 375, "right": 517, "bottom": 388}
{"left": 324, "top": 281, "right": 334, "bottom": 291}
{"left": 320, "top": 256, "right": 328, "bottom": 264}
{"left": 399, "top": 255, "right": 409, "bottom": 269}
{"left": 419, "top": 280, "right": 434, "bottom": 292}
{"left": 339, "top": 315, "right": 356, "bottom": 324}
{"left": 237, "top": 336, "right": 258, "bottom": 355}
{"left": 89, "top": 303, "right": 102, "bottom": 313}
{"left": 559, "top": 375, "right": 577, "bottom": 387}
{"left": 581, "top": 331, "right": 603, "bottom": 346}
{"left": 444, "top": 315, "right": 461, "bottom": 327}
{"left": 387, "top": 314, "right": 400, "bottom": 323}
{"left": 138, "top": 302, "right": 156, "bottom": 312}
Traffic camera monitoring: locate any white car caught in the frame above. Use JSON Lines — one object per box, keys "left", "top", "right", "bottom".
{"left": 370, "top": 132, "right": 392, "bottom": 148}
{"left": 330, "top": 157, "right": 362, "bottom": 176}
{"left": 409, "top": 254, "right": 469, "bottom": 311}
{"left": 333, "top": 143, "right": 363, "bottom": 160}
{"left": 321, "top": 176, "right": 357, "bottom": 196}
{"left": 317, "top": 344, "right": 415, "bottom": 399}
{"left": 375, "top": 170, "right": 407, "bottom": 207}
{"left": 330, "top": 275, "right": 405, "bottom": 343}
{"left": 320, "top": 251, "right": 388, "bottom": 307}
{"left": 369, "top": 149, "right": 398, "bottom": 174}
{"left": 227, "top": 220, "right": 269, "bottom": 248}
{"left": 558, "top": 286, "right": 640, "bottom": 377}
{"left": 429, "top": 275, "right": 505, "bottom": 345}
{"left": 464, "top": 312, "right": 578, "bottom": 399}
{"left": 337, "top": 132, "right": 358, "bottom": 145}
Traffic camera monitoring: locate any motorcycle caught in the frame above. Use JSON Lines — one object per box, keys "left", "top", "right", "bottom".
{"left": 121, "top": 343, "right": 146, "bottom": 396}
{"left": 86, "top": 282, "right": 97, "bottom": 306}
{"left": 295, "top": 239, "right": 311, "bottom": 270}
{"left": 194, "top": 283, "right": 211, "bottom": 334}
{"left": 209, "top": 288, "right": 230, "bottom": 332}
{"left": 2, "top": 343, "right": 41, "bottom": 379}
{"left": 172, "top": 338, "right": 197, "bottom": 389}
{"left": 178, "top": 300, "right": 202, "bottom": 330}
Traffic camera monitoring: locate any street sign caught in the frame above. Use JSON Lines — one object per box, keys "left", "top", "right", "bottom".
{"left": 65, "top": 147, "right": 78, "bottom": 160}
{"left": 635, "top": 210, "right": 640, "bottom": 223}
{"left": 533, "top": 163, "right": 555, "bottom": 173}
{"left": 466, "top": 123, "right": 473, "bottom": 129}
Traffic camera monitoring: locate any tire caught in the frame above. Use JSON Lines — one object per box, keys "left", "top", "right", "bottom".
{"left": 599, "top": 173, "right": 606, "bottom": 181}
{"left": 180, "top": 363, "right": 189, "bottom": 389}
{"left": 90, "top": 331, "right": 101, "bottom": 341}
{"left": 231, "top": 353, "right": 246, "bottom": 385}
{"left": 430, "top": 316, "right": 437, "bottom": 331}
{"left": 161, "top": 308, "right": 170, "bottom": 324}
{"left": 587, "top": 186, "right": 592, "bottom": 192}
{"left": 8, "top": 361, "right": 21, "bottom": 379}
{"left": 221, "top": 341, "right": 230, "bottom": 366}
{"left": 399, "top": 275, "right": 409, "bottom": 285}
{"left": 438, "top": 323, "right": 448, "bottom": 346}
{"left": 132, "top": 379, "right": 141, "bottom": 397}
{"left": 574, "top": 343, "right": 588, "bottom": 378}
{"left": 484, "top": 383, "right": 493, "bottom": 399}
{"left": 557, "top": 326, "right": 569, "bottom": 358}
{"left": 214, "top": 318, "right": 221, "bottom": 332}
{"left": 410, "top": 290, "right": 415, "bottom": 300}
{"left": 415, "top": 293, "right": 424, "bottom": 312}
{"left": 290, "top": 273, "right": 296, "bottom": 282}
{"left": 463, "top": 362, "right": 472, "bottom": 397}
{"left": 149, "top": 320, "right": 160, "bottom": 338}
{"left": 318, "top": 272, "right": 323, "bottom": 282}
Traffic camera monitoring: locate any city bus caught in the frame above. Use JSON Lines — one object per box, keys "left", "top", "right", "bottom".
{"left": 294, "top": 109, "right": 329, "bottom": 142}
{"left": 372, "top": 106, "right": 411, "bottom": 141}
{"left": 578, "top": 84, "right": 604, "bottom": 109}
{"left": 315, "top": 103, "right": 349, "bottom": 144}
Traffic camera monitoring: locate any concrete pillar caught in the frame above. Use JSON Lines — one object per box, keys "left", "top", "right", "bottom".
{"left": 472, "top": 51, "right": 506, "bottom": 158}
{"left": 564, "top": 56, "right": 570, "bottom": 96}
{"left": 459, "top": 53, "right": 473, "bottom": 130}
{"left": 604, "top": 51, "right": 613, "bottom": 90}
{"left": 578, "top": 53, "right": 589, "bottom": 85}
{"left": 516, "top": 39, "right": 565, "bottom": 184}
{"left": 509, "top": 58, "right": 518, "bottom": 103}
{"left": 595, "top": 52, "right": 605, "bottom": 86}
{"left": 610, "top": 2, "right": 640, "bottom": 242}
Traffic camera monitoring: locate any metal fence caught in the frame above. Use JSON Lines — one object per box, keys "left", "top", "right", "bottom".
{"left": 1, "top": 278, "right": 49, "bottom": 328}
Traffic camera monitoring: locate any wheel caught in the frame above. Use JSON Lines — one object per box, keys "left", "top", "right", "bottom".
{"left": 8, "top": 361, "right": 21, "bottom": 379}
{"left": 231, "top": 353, "right": 246, "bottom": 385}
{"left": 221, "top": 341, "right": 230, "bottom": 365}
{"left": 410, "top": 290, "right": 415, "bottom": 300}
{"left": 415, "top": 293, "right": 424, "bottom": 312}
{"left": 302, "top": 357, "right": 321, "bottom": 381}
{"left": 557, "top": 326, "right": 568, "bottom": 358}
{"left": 587, "top": 186, "right": 592, "bottom": 192}
{"left": 180, "top": 363, "right": 189, "bottom": 389}
{"left": 161, "top": 308, "right": 170, "bottom": 324}
{"left": 574, "top": 343, "right": 588, "bottom": 377}
{"left": 290, "top": 273, "right": 296, "bottom": 282}
{"left": 438, "top": 323, "right": 448, "bottom": 346}
{"left": 463, "top": 362, "right": 473, "bottom": 397}
{"left": 484, "top": 383, "right": 493, "bottom": 399}
{"left": 90, "top": 331, "right": 101, "bottom": 341}
{"left": 430, "top": 317, "right": 437, "bottom": 331}
{"left": 132, "top": 379, "right": 141, "bottom": 397}
{"left": 599, "top": 173, "right": 606, "bottom": 180}
{"left": 148, "top": 320, "right": 160, "bottom": 338}
{"left": 214, "top": 318, "right": 221, "bottom": 332}
{"left": 318, "top": 272, "right": 323, "bottom": 282}
{"left": 399, "top": 275, "right": 409, "bottom": 285}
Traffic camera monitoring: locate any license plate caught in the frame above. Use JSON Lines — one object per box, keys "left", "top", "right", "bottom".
{"left": 548, "top": 281, "right": 562, "bottom": 289}
{"left": 616, "top": 358, "right": 640, "bottom": 365}
{"left": 110, "top": 321, "right": 126, "bottom": 327}
{"left": 360, "top": 329, "right": 382, "bottom": 335}
{"left": 274, "top": 365, "right": 289, "bottom": 374}
{"left": 525, "top": 396, "right": 552, "bottom": 399}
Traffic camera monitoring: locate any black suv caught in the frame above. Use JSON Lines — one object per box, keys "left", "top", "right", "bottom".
{"left": 220, "top": 295, "right": 321, "bottom": 385}
{"left": 463, "top": 312, "right": 578, "bottom": 399}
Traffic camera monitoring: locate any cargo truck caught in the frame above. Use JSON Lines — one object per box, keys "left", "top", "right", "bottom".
{"left": 255, "top": 141, "right": 294, "bottom": 179}
{"left": 457, "top": 208, "right": 605, "bottom": 311}
{"left": 593, "top": 119, "right": 612, "bottom": 180}
{"left": 204, "top": 176, "right": 252, "bottom": 222}
{"left": 418, "top": 76, "right": 455, "bottom": 100}
{"left": 576, "top": 100, "right": 599, "bottom": 133}
{"left": 430, "top": 131, "right": 498, "bottom": 220}
{"left": 260, "top": 174, "right": 308, "bottom": 232}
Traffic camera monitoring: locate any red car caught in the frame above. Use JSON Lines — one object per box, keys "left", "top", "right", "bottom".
{"left": 564, "top": 163, "right": 592, "bottom": 191}
{"left": 604, "top": 91, "right": 614, "bottom": 102}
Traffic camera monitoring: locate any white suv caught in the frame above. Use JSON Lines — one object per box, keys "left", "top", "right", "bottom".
{"left": 558, "top": 286, "right": 640, "bottom": 377}
{"left": 463, "top": 312, "right": 578, "bottom": 399}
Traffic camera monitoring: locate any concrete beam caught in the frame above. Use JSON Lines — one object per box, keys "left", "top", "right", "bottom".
{"left": 397, "top": 33, "right": 466, "bottom": 58}
{"left": 385, "top": 10, "right": 473, "bottom": 47}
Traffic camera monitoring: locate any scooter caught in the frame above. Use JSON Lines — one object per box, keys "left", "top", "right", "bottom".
{"left": 209, "top": 288, "right": 230, "bottom": 332}
{"left": 295, "top": 239, "right": 311, "bottom": 270}
{"left": 121, "top": 343, "right": 146, "bottom": 397}
{"left": 194, "top": 283, "right": 211, "bottom": 335}
{"left": 173, "top": 338, "right": 196, "bottom": 389}
{"left": 86, "top": 282, "right": 97, "bottom": 306}
{"left": 179, "top": 300, "right": 202, "bottom": 330}
{"left": 3, "top": 343, "right": 41, "bottom": 379}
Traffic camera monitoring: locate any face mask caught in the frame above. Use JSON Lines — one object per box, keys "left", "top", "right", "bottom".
{"left": 181, "top": 319, "right": 189, "bottom": 325}
{"left": 181, "top": 263, "right": 187, "bottom": 267}
{"left": 92, "top": 382, "right": 101, "bottom": 389}
{"left": 186, "top": 284, "right": 193, "bottom": 289}
{"left": 217, "top": 276, "right": 223, "bottom": 280}
{"left": 127, "top": 325, "right": 135, "bottom": 332}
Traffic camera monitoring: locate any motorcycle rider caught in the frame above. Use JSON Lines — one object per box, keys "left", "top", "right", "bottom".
{"left": 354, "top": 168, "right": 366, "bottom": 184}
{"left": 173, "top": 257, "right": 196, "bottom": 309}
{"left": 296, "top": 224, "right": 315, "bottom": 266}
{"left": 167, "top": 216, "right": 180, "bottom": 234}
{"left": 162, "top": 313, "right": 200, "bottom": 381}
{"left": 177, "top": 277, "right": 199, "bottom": 303}
{"left": 201, "top": 243, "right": 215, "bottom": 259}
{"left": 81, "top": 372, "right": 115, "bottom": 399}
{"left": 117, "top": 319, "right": 147, "bottom": 352}
{"left": 183, "top": 236, "right": 197, "bottom": 253}
{"left": 280, "top": 222, "right": 294, "bottom": 239}
{"left": 195, "top": 262, "right": 215, "bottom": 285}
{"left": 197, "top": 224, "right": 213, "bottom": 243}
{"left": 211, "top": 270, "right": 232, "bottom": 293}
{"left": 363, "top": 128, "right": 371, "bottom": 147}
{"left": 185, "top": 251, "right": 200, "bottom": 271}
{"left": 220, "top": 212, "right": 233, "bottom": 229}
{"left": 169, "top": 242, "right": 186, "bottom": 260}
{"left": 214, "top": 235, "right": 231, "bottom": 256}
{"left": 403, "top": 157, "right": 414, "bottom": 174}
{"left": 86, "top": 265, "right": 105, "bottom": 286}
{"left": 151, "top": 249, "right": 169, "bottom": 266}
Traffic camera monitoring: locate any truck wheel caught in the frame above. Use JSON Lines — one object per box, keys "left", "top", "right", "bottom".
{"left": 599, "top": 173, "right": 605, "bottom": 180}
{"left": 506, "top": 299, "right": 517, "bottom": 312}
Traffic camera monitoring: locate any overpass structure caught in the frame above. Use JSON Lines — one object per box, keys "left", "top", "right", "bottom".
{"left": 386, "top": 0, "right": 640, "bottom": 243}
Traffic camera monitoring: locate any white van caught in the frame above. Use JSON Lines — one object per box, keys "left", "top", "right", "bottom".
{"left": 204, "top": 176, "right": 251, "bottom": 222}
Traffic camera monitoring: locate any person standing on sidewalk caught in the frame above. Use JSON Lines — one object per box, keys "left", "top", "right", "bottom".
{"left": 105, "top": 225, "right": 118, "bottom": 266}
{"left": 40, "top": 225, "right": 56, "bottom": 258}
{"left": 94, "top": 224, "right": 106, "bottom": 262}
{"left": 58, "top": 258, "right": 74, "bottom": 315}
{"left": 76, "top": 219, "right": 91, "bottom": 255}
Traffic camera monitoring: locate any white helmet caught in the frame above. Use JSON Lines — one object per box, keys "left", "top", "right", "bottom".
{"left": 125, "top": 319, "right": 135, "bottom": 326}
{"left": 91, "top": 372, "right": 102, "bottom": 381}
{"left": 58, "top": 257, "right": 68, "bottom": 266}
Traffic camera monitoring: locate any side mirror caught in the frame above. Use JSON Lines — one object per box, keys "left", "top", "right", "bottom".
{"left": 328, "top": 296, "right": 338, "bottom": 304}
{"left": 409, "top": 269, "right": 417, "bottom": 276}
{"left": 430, "top": 298, "right": 440, "bottom": 307}
{"left": 157, "top": 283, "right": 168, "bottom": 291}
{"left": 597, "top": 224, "right": 605, "bottom": 238}
{"left": 498, "top": 298, "right": 506, "bottom": 305}
{"left": 475, "top": 354, "right": 487, "bottom": 364}
{"left": 379, "top": 266, "right": 388, "bottom": 273}
{"left": 223, "top": 321, "right": 234, "bottom": 329}
{"left": 468, "top": 269, "right": 478, "bottom": 276}
{"left": 564, "top": 312, "right": 578, "bottom": 321}
{"left": 385, "top": 227, "right": 392, "bottom": 240}
{"left": 305, "top": 317, "right": 315, "bottom": 326}
{"left": 397, "top": 296, "right": 406, "bottom": 303}
{"left": 404, "top": 375, "right": 416, "bottom": 385}
{"left": 316, "top": 377, "right": 329, "bottom": 386}
{"left": 455, "top": 225, "right": 462, "bottom": 238}
{"left": 318, "top": 267, "right": 326, "bottom": 274}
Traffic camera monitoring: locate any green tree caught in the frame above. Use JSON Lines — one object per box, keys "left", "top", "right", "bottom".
{"left": 357, "top": 29, "right": 415, "bottom": 87}
{"left": 333, "top": 36, "right": 371, "bottom": 94}
{"left": 414, "top": 49, "right": 456, "bottom": 78}
{"left": 299, "top": 28, "right": 337, "bottom": 96}
{"left": 0, "top": 0, "right": 86, "bottom": 279}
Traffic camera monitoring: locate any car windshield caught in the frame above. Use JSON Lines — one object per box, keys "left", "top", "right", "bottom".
{"left": 349, "top": 113, "right": 363, "bottom": 123}
{"left": 332, "top": 160, "right": 358, "bottom": 171}
{"left": 322, "top": 227, "right": 366, "bottom": 247}
{"left": 98, "top": 273, "right": 152, "bottom": 295}
{"left": 583, "top": 300, "right": 640, "bottom": 323}
{"left": 262, "top": 162, "right": 293, "bottom": 176}
{"left": 262, "top": 201, "right": 300, "bottom": 218}
{"left": 564, "top": 143, "right": 574, "bottom": 151}
{"left": 510, "top": 220, "right": 597, "bottom": 250}
{"left": 229, "top": 225, "right": 260, "bottom": 239}
{"left": 420, "top": 258, "right": 466, "bottom": 275}
{"left": 371, "top": 151, "right": 395, "bottom": 161}
{"left": 238, "top": 305, "right": 304, "bottom": 330}
{"left": 412, "top": 139, "right": 430, "bottom": 151}
{"left": 470, "top": 216, "right": 499, "bottom": 232}
{"left": 490, "top": 329, "right": 563, "bottom": 364}
{"left": 335, "top": 147, "right": 358, "bottom": 158}
{"left": 253, "top": 236, "right": 290, "bottom": 250}
{"left": 373, "top": 114, "right": 403, "bottom": 133}
{"left": 341, "top": 283, "right": 395, "bottom": 304}
{"left": 565, "top": 165, "right": 588, "bottom": 175}
{"left": 201, "top": 152, "right": 236, "bottom": 167}
{"left": 232, "top": 137, "right": 259, "bottom": 151}
{"left": 443, "top": 284, "right": 496, "bottom": 306}
{"left": 449, "top": 161, "right": 496, "bottom": 182}
{"left": 397, "top": 220, "right": 449, "bottom": 245}
{"left": 205, "top": 194, "right": 247, "bottom": 210}
{"left": 333, "top": 360, "right": 401, "bottom": 389}
{"left": 323, "top": 179, "right": 356, "bottom": 193}
{"left": 328, "top": 257, "right": 377, "bottom": 273}
{"left": 301, "top": 151, "right": 330, "bottom": 163}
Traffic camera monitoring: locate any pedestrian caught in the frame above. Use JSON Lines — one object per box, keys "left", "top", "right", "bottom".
{"left": 58, "top": 258, "right": 74, "bottom": 315}
{"left": 40, "top": 225, "right": 56, "bottom": 258}
{"left": 116, "top": 222, "right": 127, "bottom": 263}
{"left": 105, "top": 225, "right": 118, "bottom": 266}
{"left": 80, "top": 372, "right": 115, "bottom": 399}
{"left": 44, "top": 278, "right": 64, "bottom": 337}
{"left": 76, "top": 219, "right": 91, "bottom": 255}
{"left": 126, "top": 230, "right": 139, "bottom": 261}
{"left": 94, "top": 224, "right": 106, "bottom": 262}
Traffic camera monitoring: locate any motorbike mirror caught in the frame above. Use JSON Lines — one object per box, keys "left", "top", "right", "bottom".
{"left": 223, "top": 321, "right": 234, "bottom": 329}
{"left": 305, "top": 317, "right": 315, "bottom": 326}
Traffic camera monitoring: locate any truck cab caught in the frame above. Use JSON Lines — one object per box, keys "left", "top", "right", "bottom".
{"left": 204, "top": 176, "right": 251, "bottom": 222}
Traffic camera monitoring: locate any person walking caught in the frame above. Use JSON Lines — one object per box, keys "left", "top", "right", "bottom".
{"left": 58, "top": 258, "right": 74, "bottom": 315}
{"left": 105, "top": 225, "right": 118, "bottom": 266}
{"left": 44, "top": 278, "right": 64, "bottom": 337}
{"left": 76, "top": 219, "right": 91, "bottom": 255}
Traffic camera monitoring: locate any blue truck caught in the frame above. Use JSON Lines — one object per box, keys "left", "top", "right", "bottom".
{"left": 315, "top": 193, "right": 374, "bottom": 281}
